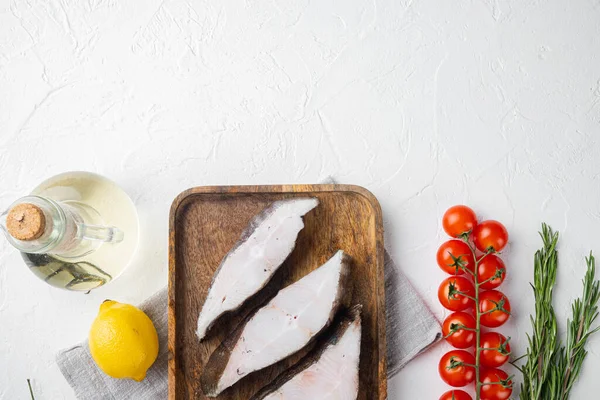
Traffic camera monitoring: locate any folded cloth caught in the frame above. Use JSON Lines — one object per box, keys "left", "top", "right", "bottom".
{"left": 384, "top": 250, "right": 441, "bottom": 376}
{"left": 57, "top": 184, "right": 441, "bottom": 399}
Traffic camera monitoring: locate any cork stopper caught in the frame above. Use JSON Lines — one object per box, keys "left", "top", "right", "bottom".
{"left": 6, "top": 203, "right": 46, "bottom": 241}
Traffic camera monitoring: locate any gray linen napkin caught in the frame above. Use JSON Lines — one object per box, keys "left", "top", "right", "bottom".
{"left": 57, "top": 184, "right": 441, "bottom": 399}
{"left": 384, "top": 250, "right": 441, "bottom": 376}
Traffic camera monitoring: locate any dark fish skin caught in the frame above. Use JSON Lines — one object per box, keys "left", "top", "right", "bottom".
{"left": 197, "top": 197, "right": 318, "bottom": 340}
{"left": 200, "top": 312, "right": 248, "bottom": 397}
{"left": 250, "top": 305, "right": 362, "bottom": 400}
{"left": 200, "top": 252, "right": 353, "bottom": 397}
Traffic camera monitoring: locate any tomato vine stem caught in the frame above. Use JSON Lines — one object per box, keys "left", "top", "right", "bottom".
{"left": 460, "top": 239, "right": 494, "bottom": 399}
{"left": 473, "top": 244, "right": 482, "bottom": 399}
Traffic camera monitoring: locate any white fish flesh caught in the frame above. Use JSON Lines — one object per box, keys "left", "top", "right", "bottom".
{"left": 252, "top": 305, "right": 362, "bottom": 400}
{"left": 201, "top": 250, "right": 351, "bottom": 397}
{"left": 196, "top": 197, "right": 319, "bottom": 340}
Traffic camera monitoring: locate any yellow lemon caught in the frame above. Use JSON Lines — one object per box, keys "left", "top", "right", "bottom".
{"left": 89, "top": 300, "right": 159, "bottom": 382}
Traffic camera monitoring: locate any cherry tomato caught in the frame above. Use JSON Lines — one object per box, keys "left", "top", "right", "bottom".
{"left": 442, "top": 312, "right": 476, "bottom": 348}
{"left": 440, "top": 389, "right": 473, "bottom": 400}
{"left": 438, "top": 277, "right": 475, "bottom": 312}
{"left": 438, "top": 350, "right": 476, "bottom": 387}
{"left": 477, "top": 255, "right": 506, "bottom": 290}
{"left": 479, "top": 368, "right": 512, "bottom": 400}
{"left": 480, "top": 332, "right": 511, "bottom": 367}
{"left": 473, "top": 220, "right": 508, "bottom": 252}
{"left": 443, "top": 205, "right": 478, "bottom": 237}
{"left": 437, "top": 240, "right": 475, "bottom": 275}
{"left": 479, "top": 290, "right": 511, "bottom": 327}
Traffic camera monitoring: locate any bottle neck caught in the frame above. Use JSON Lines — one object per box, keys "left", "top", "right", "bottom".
{"left": 1, "top": 196, "right": 68, "bottom": 255}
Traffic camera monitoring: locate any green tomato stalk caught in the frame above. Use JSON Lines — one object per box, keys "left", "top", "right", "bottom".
{"left": 446, "top": 234, "right": 512, "bottom": 400}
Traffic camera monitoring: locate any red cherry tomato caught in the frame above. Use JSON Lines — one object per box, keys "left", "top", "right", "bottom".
{"left": 440, "top": 389, "right": 473, "bottom": 400}
{"left": 480, "top": 332, "right": 511, "bottom": 367}
{"left": 438, "top": 350, "right": 476, "bottom": 387}
{"left": 479, "top": 368, "right": 513, "bottom": 400}
{"left": 443, "top": 205, "right": 478, "bottom": 237}
{"left": 479, "top": 290, "right": 511, "bottom": 327}
{"left": 442, "top": 312, "right": 476, "bottom": 348}
{"left": 477, "top": 255, "right": 506, "bottom": 290}
{"left": 473, "top": 220, "right": 508, "bottom": 252}
{"left": 437, "top": 240, "right": 476, "bottom": 275}
{"left": 438, "top": 277, "right": 475, "bottom": 312}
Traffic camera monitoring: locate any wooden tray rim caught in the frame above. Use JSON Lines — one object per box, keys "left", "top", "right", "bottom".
{"left": 168, "top": 184, "right": 387, "bottom": 399}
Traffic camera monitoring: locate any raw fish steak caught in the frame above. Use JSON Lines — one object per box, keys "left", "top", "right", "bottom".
{"left": 196, "top": 197, "right": 319, "bottom": 340}
{"left": 252, "top": 305, "right": 362, "bottom": 400}
{"left": 201, "top": 250, "right": 352, "bottom": 397}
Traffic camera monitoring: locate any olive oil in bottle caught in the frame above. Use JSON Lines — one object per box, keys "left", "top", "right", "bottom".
{"left": 0, "top": 172, "right": 138, "bottom": 291}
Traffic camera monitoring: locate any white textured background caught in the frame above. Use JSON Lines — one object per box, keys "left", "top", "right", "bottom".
{"left": 1, "top": 0, "right": 600, "bottom": 398}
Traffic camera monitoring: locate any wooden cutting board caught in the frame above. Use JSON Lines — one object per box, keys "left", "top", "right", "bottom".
{"left": 168, "top": 184, "right": 386, "bottom": 399}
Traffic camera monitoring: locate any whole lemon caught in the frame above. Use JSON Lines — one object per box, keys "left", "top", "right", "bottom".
{"left": 89, "top": 300, "right": 159, "bottom": 381}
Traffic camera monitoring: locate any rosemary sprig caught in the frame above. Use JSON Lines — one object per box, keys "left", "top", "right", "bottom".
{"left": 516, "top": 224, "right": 600, "bottom": 399}
{"left": 515, "top": 224, "right": 559, "bottom": 399}
{"left": 551, "top": 253, "right": 600, "bottom": 400}
{"left": 27, "top": 379, "right": 35, "bottom": 400}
